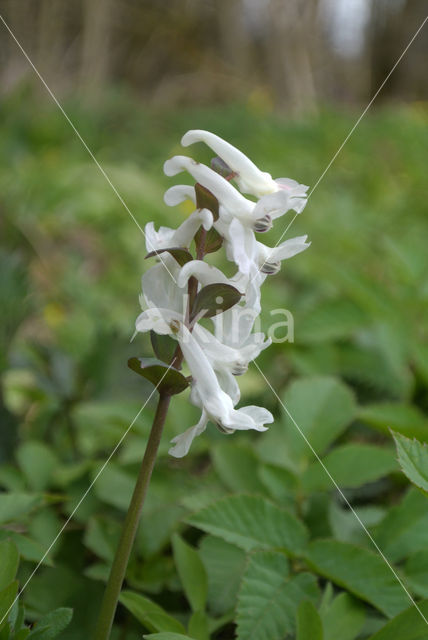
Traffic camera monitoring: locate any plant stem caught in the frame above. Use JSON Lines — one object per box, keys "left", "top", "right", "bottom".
{"left": 93, "top": 391, "right": 172, "bottom": 640}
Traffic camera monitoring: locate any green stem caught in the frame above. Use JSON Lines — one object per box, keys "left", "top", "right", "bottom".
{"left": 93, "top": 392, "right": 172, "bottom": 640}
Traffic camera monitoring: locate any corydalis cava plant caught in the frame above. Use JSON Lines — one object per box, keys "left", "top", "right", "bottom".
{"left": 135, "top": 130, "right": 310, "bottom": 456}
{"left": 95, "top": 131, "right": 310, "bottom": 640}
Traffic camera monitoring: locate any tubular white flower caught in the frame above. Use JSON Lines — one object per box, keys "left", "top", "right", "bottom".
{"left": 182, "top": 129, "right": 309, "bottom": 206}
{"left": 257, "top": 235, "right": 311, "bottom": 275}
{"left": 164, "top": 184, "right": 196, "bottom": 207}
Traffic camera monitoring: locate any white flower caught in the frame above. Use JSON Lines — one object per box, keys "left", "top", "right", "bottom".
{"left": 257, "top": 235, "right": 311, "bottom": 275}
{"left": 181, "top": 129, "right": 308, "bottom": 209}
{"left": 164, "top": 155, "right": 293, "bottom": 232}
{"left": 145, "top": 208, "right": 213, "bottom": 253}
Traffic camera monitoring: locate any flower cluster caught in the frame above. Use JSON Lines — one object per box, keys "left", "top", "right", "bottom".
{"left": 135, "top": 130, "right": 310, "bottom": 457}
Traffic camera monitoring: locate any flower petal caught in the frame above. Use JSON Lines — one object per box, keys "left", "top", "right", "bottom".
{"left": 169, "top": 411, "right": 208, "bottom": 458}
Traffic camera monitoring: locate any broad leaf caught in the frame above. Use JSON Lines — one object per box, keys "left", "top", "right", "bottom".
{"left": 212, "top": 444, "right": 265, "bottom": 493}
{"left": 367, "top": 599, "right": 428, "bottom": 639}
{"left": 296, "top": 600, "right": 323, "bottom": 640}
{"left": 393, "top": 432, "right": 428, "bottom": 492}
{"left": 128, "top": 358, "right": 189, "bottom": 395}
{"left": 120, "top": 591, "right": 186, "bottom": 634}
{"left": 237, "top": 551, "right": 319, "bottom": 640}
{"left": 405, "top": 551, "right": 428, "bottom": 598}
{"left": 375, "top": 489, "right": 428, "bottom": 562}
{"left": 0, "top": 581, "right": 18, "bottom": 631}
{"left": 0, "top": 494, "right": 41, "bottom": 525}
{"left": 190, "top": 283, "right": 242, "bottom": 321}
{"left": 188, "top": 495, "right": 308, "bottom": 554}
{"left": 199, "top": 535, "right": 246, "bottom": 615}
{"left": 188, "top": 610, "right": 209, "bottom": 640}
{"left": 321, "top": 593, "right": 365, "bottom": 640}
{"left": 171, "top": 534, "right": 207, "bottom": 612}
{"left": 359, "top": 404, "right": 428, "bottom": 440}
{"left": 302, "top": 444, "right": 397, "bottom": 492}
{"left": 145, "top": 247, "right": 193, "bottom": 266}
{"left": 0, "top": 540, "right": 19, "bottom": 591}
{"left": 305, "top": 540, "right": 409, "bottom": 617}
{"left": 27, "top": 608, "right": 73, "bottom": 639}
{"left": 259, "top": 377, "right": 355, "bottom": 468}
{"left": 16, "top": 441, "right": 58, "bottom": 491}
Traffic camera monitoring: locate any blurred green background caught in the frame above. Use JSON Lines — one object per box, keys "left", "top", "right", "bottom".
{"left": 0, "top": 1, "right": 428, "bottom": 639}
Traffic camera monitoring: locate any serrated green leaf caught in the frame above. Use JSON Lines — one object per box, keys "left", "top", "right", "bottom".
{"left": 0, "top": 540, "right": 19, "bottom": 591}
{"left": 367, "top": 599, "right": 428, "bottom": 639}
{"left": 237, "top": 551, "right": 319, "bottom": 640}
{"left": 171, "top": 534, "right": 207, "bottom": 612}
{"left": 27, "top": 608, "right": 72, "bottom": 639}
{"left": 145, "top": 247, "right": 193, "bottom": 266}
{"left": 296, "top": 600, "right": 323, "bottom": 640}
{"left": 188, "top": 494, "right": 308, "bottom": 554}
{"left": 393, "top": 432, "right": 428, "bottom": 492}
{"left": 199, "top": 535, "right": 246, "bottom": 615}
{"left": 119, "top": 591, "right": 186, "bottom": 634}
{"left": 321, "top": 593, "right": 365, "bottom": 640}
{"left": 359, "top": 404, "right": 428, "bottom": 440}
{"left": 212, "top": 444, "right": 265, "bottom": 493}
{"left": 191, "top": 283, "right": 242, "bottom": 321}
{"left": 302, "top": 444, "right": 397, "bottom": 492}
{"left": 305, "top": 540, "right": 409, "bottom": 617}
{"left": 259, "top": 377, "right": 355, "bottom": 468}
{"left": 128, "top": 358, "right": 189, "bottom": 395}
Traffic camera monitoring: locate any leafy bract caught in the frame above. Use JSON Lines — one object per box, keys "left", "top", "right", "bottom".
{"left": 187, "top": 494, "right": 308, "bottom": 554}
{"left": 393, "top": 431, "right": 428, "bottom": 493}
{"left": 237, "top": 551, "right": 319, "bottom": 640}
{"left": 305, "top": 540, "right": 409, "bottom": 618}
{"left": 190, "top": 283, "right": 242, "bottom": 321}
{"left": 128, "top": 357, "right": 189, "bottom": 395}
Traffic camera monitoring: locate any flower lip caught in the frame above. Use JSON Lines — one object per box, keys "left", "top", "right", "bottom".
{"left": 231, "top": 362, "right": 248, "bottom": 376}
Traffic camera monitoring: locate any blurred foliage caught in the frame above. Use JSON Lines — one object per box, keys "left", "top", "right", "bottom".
{"left": 0, "top": 89, "right": 428, "bottom": 638}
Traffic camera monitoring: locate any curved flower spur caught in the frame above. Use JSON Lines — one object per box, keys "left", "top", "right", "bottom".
{"left": 132, "top": 131, "right": 310, "bottom": 457}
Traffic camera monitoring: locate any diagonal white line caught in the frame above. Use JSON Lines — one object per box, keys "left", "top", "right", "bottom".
{"left": 253, "top": 360, "right": 428, "bottom": 626}
{"left": 0, "top": 362, "right": 175, "bottom": 626}
{"left": 257, "top": 13, "right": 428, "bottom": 274}
{"left": 0, "top": 13, "right": 177, "bottom": 285}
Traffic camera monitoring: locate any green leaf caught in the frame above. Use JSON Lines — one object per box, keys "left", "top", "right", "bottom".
{"left": 190, "top": 284, "right": 242, "bottom": 321}
{"left": 0, "top": 540, "right": 19, "bottom": 591}
{"left": 119, "top": 591, "right": 186, "bottom": 634}
{"left": 128, "top": 358, "right": 189, "bottom": 395}
{"left": 27, "top": 608, "right": 73, "bottom": 639}
{"left": 143, "top": 634, "right": 197, "bottom": 640}
{"left": 237, "top": 551, "right": 319, "bottom": 640}
{"left": 367, "top": 599, "right": 428, "bottom": 639}
{"left": 297, "top": 298, "right": 368, "bottom": 343}
{"left": 150, "top": 332, "right": 177, "bottom": 364}
{"left": 0, "top": 581, "right": 18, "bottom": 631}
{"left": 188, "top": 610, "right": 209, "bottom": 640}
{"left": 359, "top": 404, "right": 428, "bottom": 440}
{"left": 199, "top": 535, "right": 247, "bottom": 615}
{"left": 188, "top": 494, "right": 308, "bottom": 554}
{"left": 195, "top": 183, "right": 219, "bottom": 220}
{"left": 321, "top": 593, "right": 366, "bottom": 640}
{"left": 302, "top": 444, "right": 397, "bottom": 492}
{"left": 145, "top": 247, "right": 193, "bottom": 266}
{"left": 405, "top": 551, "right": 428, "bottom": 598}
{"left": 16, "top": 441, "right": 58, "bottom": 491}
{"left": 375, "top": 489, "right": 428, "bottom": 562}
{"left": 259, "top": 377, "right": 355, "bottom": 468}
{"left": 305, "top": 540, "right": 409, "bottom": 617}
{"left": 258, "top": 464, "right": 297, "bottom": 502}
{"left": 0, "top": 494, "right": 41, "bottom": 525}
{"left": 212, "top": 444, "right": 265, "bottom": 493}
{"left": 171, "top": 534, "right": 207, "bottom": 612}
{"left": 296, "top": 600, "right": 323, "bottom": 640}
{"left": 393, "top": 432, "right": 428, "bottom": 492}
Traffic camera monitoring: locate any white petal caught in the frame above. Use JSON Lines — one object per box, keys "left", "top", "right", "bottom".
{"left": 253, "top": 190, "right": 291, "bottom": 222}
{"left": 135, "top": 308, "right": 179, "bottom": 335}
{"left": 181, "top": 129, "right": 278, "bottom": 196}
{"left": 177, "top": 260, "right": 236, "bottom": 290}
{"left": 269, "top": 235, "right": 310, "bottom": 262}
{"left": 163, "top": 156, "right": 254, "bottom": 221}
{"left": 171, "top": 209, "right": 213, "bottom": 248}
{"left": 169, "top": 411, "right": 208, "bottom": 458}
{"left": 164, "top": 185, "right": 196, "bottom": 207}
{"left": 221, "top": 218, "right": 257, "bottom": 275}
